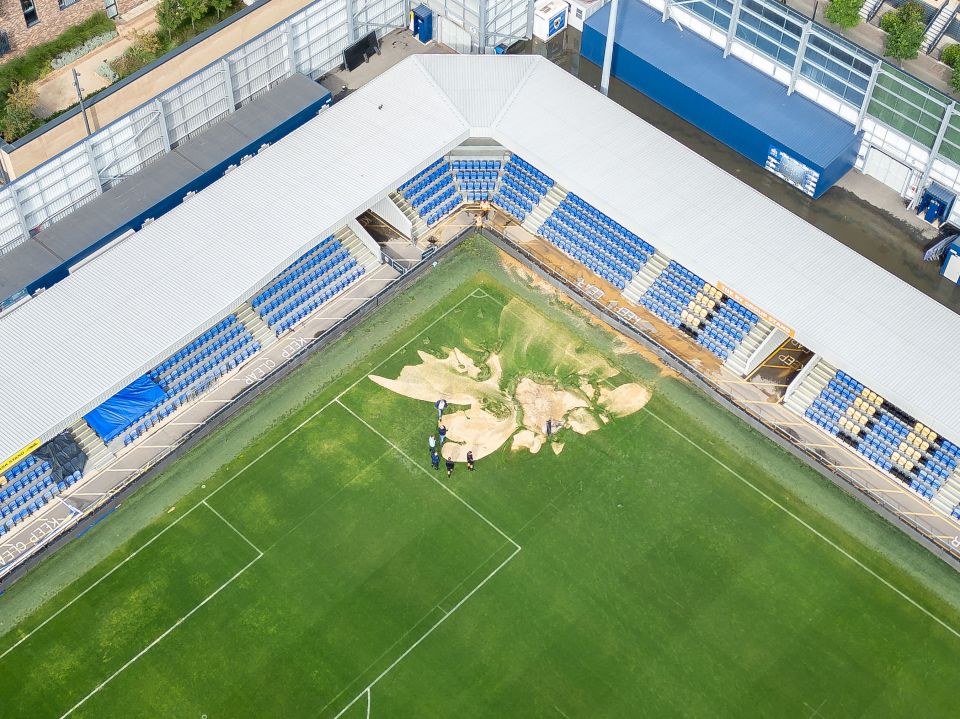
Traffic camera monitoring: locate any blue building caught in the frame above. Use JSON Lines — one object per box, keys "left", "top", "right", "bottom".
{"left": 581, "top": 0, "right": 862, "bottom": 198}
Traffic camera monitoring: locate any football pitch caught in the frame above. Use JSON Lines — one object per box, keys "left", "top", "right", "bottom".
{"left": 2, "top": 243, "right": 960, "bottom": 718}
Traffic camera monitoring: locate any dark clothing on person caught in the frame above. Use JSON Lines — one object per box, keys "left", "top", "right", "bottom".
{"left": 445, "top": 459, "right": 455, "bottom": 477}
{"left": 466, "top": 451, "right": 475, "bottom": 471}
{"left": 431, "top": 451, "right": 440, "bottom": 470}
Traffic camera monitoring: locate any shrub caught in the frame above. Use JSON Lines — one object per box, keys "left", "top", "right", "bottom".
{"left": 942, "top": 43, "right": 960, "bottom": 69}
{"left": 882, "top": 1, "right": 926, "bottom": 61}
{"left": 108, "top": 32, "right": 163, "bottom": 80}
{"left": 156, "top": 0, "right": 187, "bottom": 40}
{"left": 210, "top": 0, "right": 233, "bottom": 19}
{"left": 0, "top": 12, "right": 115, "bottom": 114}
{"left": 2, "top": 81, "right": 39, "bottom": 143}
{"left": 50, "top": 30, "right": 118, "bottom": 71}
{"left": 825, "top": 0, "right": 864, "bottom": 29}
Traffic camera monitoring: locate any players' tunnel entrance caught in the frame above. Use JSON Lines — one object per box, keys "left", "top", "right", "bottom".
{"left": 747, "top": 338, "right": 815, "bottom": 400}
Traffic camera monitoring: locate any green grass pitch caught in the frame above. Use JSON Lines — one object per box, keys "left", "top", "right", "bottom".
{"left": 2, "top": 244, "right": 960, "bottom": 718}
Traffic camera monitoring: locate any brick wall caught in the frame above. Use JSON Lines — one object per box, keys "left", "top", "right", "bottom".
{"left": 0, "top": 0, "right": 135, "bottom": 58}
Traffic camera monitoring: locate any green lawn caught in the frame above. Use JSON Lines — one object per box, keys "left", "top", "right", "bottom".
{"left": 2, "top": 252, "right": 960, "bottom": 718}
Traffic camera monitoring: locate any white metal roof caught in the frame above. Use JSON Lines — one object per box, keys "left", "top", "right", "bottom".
{"left": 2, "top": 53, "right": 959, "bottom": 461}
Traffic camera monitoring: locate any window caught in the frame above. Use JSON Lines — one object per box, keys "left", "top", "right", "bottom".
{"left": 21, "top": 0, "right": 39, "bottom": 27}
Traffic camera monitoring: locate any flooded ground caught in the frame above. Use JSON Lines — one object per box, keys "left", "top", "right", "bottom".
{"left": 513, "top": 30, "right": 960, "bottom": 313}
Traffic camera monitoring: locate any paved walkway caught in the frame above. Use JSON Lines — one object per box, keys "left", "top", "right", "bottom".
{"left": 33, "top": 9, "right": 159, "bottom": 118}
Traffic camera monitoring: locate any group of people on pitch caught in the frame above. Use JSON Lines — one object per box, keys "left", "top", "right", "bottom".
{"left": 428, "top": 399, "right": 475, "bottom": 477}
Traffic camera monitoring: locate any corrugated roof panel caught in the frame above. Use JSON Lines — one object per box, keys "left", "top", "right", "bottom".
{"left": 0, "top": 60, "right": 470, "bottom": 459}
{"left": 494, "top": 58, "right": 960, "bottom": 439}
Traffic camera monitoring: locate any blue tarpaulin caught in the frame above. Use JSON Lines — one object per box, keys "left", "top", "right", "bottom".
{"left": 84, "top": 375, "right": 167, "bottom": 442}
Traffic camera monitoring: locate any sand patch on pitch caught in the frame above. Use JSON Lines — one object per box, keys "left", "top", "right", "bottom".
{"left": 440, "top": 408, "right": 515, "bottom": 461}
{"left": 551, "top": 442, "right": 565, "bottom": 455}
{"left": 511, "top": 429, "right": 543, "bottom": 454}
{"left": 515, "top": 378, "right": 588, "bottom": 434}
{"left": 567, "top": 407, "right": 600, "bottom": 434}
{"left": 599, "top": 383, "right": 651, "bottom": 417}
{"left": 369, "top": 349, "right": 502, "bottom": 406}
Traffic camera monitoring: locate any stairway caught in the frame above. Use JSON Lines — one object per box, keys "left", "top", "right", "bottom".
{"left": 725, "top": 318, "right": 776, "bottom": 376}
{"left": 783, "top": 357, "right": 836, "bottom": 415}
{"left": 389, "top": 191, "right": 428, "bottom": 241}
{"left": 931, "top": 472, "right": 960, "bottom": 514}
{"left": 861, "top": 0, "right": 883, "bottom": 20}
{"left": 69, "top": 419, "right": 114, "bottom": 472}
{"left": 622, "top": 251, "right": 668, "bottom": 305}
{"left": 236, "top": 302, "right": 275, "bottom": 352}
{"left": 522, "top": 185, "right": 566, "bottom": 234}
{"left": 922, "top": 2, "right": 956, "bottom": 53}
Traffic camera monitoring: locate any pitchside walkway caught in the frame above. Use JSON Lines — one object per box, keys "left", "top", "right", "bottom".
{"left": 491, "top": 215, "right": 960, "bottom": 554}
{"left": 0, "top": 261, "right": 400, "bottom": 575}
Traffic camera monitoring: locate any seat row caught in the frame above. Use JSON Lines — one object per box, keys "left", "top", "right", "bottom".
{"left": 258, "top": 250, "right": 350, "bottom": 318}
{"left": 150, "top": 315, "right": 238, "bottom": 383}
{"left": 252, "top": 237, "right": 339, "bottom": 310}
{"left": 0, "top": 471, "right": 82, "bottom": 536}
{"left": 398, "top": 158, "right": 445, "bottom": 194}
{"left": 503, "top": 155, "right": 553, "bottom": 196}
{"left": 425, "top": 196, "right": 460, "bottom": 226}
{"left": 271, "top": 266, "right": 365, "bottom": 334}
{"left": 546, "top": 235, "right": 628, "bottom": 290}
{"left": 0, "top": 461, "right": 51, "bottom": 502}
{"left": 548, "top": 204, "right": 649, "bottom": 268}
{"left": 562, "top": 194, "right": 654, "bottom": 260}
{"left": 166, "top": 333, "right": 256, "bottom": 395}
{"left": 2, "top": 454, "right": 41, "bottom": 484}
{"left": 266, "top": 257, "right": 359, "bottom": 329}
{"left": 159, "top": 324, "right": 249, "bottom": 389}
{"left": 541, "top": 223, "right": 634, "bottom": 283}
{"left": 451, "top": 159, "right": 501, "bottom": 171}
{"left": 494, "top": 184, "right": 534, "bottom": 220}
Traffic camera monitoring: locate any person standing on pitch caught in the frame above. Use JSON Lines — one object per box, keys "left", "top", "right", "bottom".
{"left": 431, "top": 450, "right": 440, "bottom": 470}
{"left": 445, "top": 458, "right": 455, "bottom": 478}
{"left": 438, "top": 423, "right": 447, "bottom": 446}
{"left": 428, "top": 434, "right": 437, "bottom": 454}
{"left": 466, "top": 450, "right": 475, "bottom": 472}
{"left": 436, "top": 398, "right": 447, "bottom": 420}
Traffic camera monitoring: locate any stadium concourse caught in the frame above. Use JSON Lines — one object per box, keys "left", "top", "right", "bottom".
{"left": 1, "top": 54, "right": 960, "bottom": 580}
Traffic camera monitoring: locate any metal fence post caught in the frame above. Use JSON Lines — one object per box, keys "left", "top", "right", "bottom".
{"left": 221, "top": 59, "right": 236, "bottom": 113}
{"left": 600, "top": 0, "right": 620, "bottom": 96}
{"left": 478, "top": 0, "right": 488, "bottom": 53}
{"left": 155, "top": 99, "right": 172, "bottom": 153}
{"left": 910, "top": 100, "right": 955, "bottom": 209}
{"left": 788, "top": 22, "right": 812, "bottom": 95}
{"left": 287, "top": 21, "right": 298, "bottom": 75}
{"left": 84, "top": 142, "right": 103, "bottom": 196}
{"left": 855, "top": 61, "right": 881, "bottom": 134}
{"left": 724, "top": 0, "right": 742, "bottom": 58}
{"left": 345, "top": 0, "right": 357, "bottom": 43}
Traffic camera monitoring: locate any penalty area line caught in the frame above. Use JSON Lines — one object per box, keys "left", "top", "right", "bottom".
{"left": 644, "top": 407, "right": 960, "bottom": 642}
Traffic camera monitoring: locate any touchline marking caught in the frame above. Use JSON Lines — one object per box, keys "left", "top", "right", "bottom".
{"left": 58, "top": 552, "right": 263, "bottom": 719}
{"left": 644, "top": 408, "right": 960, "bottom": 641}
{"left": 335, "top": 399, "right": 520, "bottom": 552}
{"left": 202, "top": 500, "right": 263, "bottom": 556}
{"left": 3, "top": 291, "right": 498, "bottom": 710}
{"left": 0, "top": 502, "right": 206, "bottom": 661}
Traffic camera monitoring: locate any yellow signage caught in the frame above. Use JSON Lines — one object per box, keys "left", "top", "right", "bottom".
{"left": 0, "top": 439, "right": 41, "bottom": 476}
{"left": 717, "top": 282, "right": 795, "bottom": 338}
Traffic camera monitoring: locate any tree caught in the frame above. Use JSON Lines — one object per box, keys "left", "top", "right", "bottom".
{"left": 825, "top": 0, "right": 864, "bottom": 30}
{"left": 2, "top": 81, "right": 38, "bottom": 142}
{"left": 182, "top": 0, "right": 209, "bottom": 31}
{"left": 210, "top": 0, "right": 232, "bottom": 20}
{"left": 952, "top": 66, "right": 960, "bottom": 93}
{"left": 156, "top": 0, "right": 186, "bottom": 41}
{"left": 882, "top": 2, "right": 926, "bottom": 62}
{"left": 942, "top": 43, "right": 960, "bottom": 69}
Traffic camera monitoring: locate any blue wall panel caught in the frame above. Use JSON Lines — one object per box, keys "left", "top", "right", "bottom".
{"left": 582, "top": 0, "right": 861, "bottom": 198}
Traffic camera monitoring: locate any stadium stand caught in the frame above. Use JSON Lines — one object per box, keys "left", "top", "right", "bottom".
{"left": 493, "top": 155, "right": 554, "bottom": 221}
{"left": 398, "top": 159, "right": 461, "bottom": 226}
{"left": 452, "top": 159, "right": 502, "bottom": 203}
{"left": 786, "top": 364, "right": 960, "bottom": 505}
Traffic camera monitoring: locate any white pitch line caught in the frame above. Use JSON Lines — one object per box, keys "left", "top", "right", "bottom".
{"left": 644, "top": 407, "right": 960, "bottom": 642}
{"left": 57, "top": 552, "right": 262, "bottom": 719}
{"left": 3, "top": 291, "right": 496, "bottom": 705}
{"left": 0, "top": 502, "right": 205, "bottom": 661}
{"left": 332, "top": 546, "right": 521, "bottom": 719}
{"left": 202, "top": 501, "right": 263, "bottom": 556}
{"left": 335, "top": 399, "right": 520, "bottom": 552}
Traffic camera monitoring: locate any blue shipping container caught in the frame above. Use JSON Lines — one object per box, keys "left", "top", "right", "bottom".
{"left": 581, "top": 0, "right": 862, "bottom": 199}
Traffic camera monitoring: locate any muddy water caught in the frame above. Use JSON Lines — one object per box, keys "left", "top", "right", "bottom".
{"left": 514, "top": 31, "right": 960, "bottom": 313}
